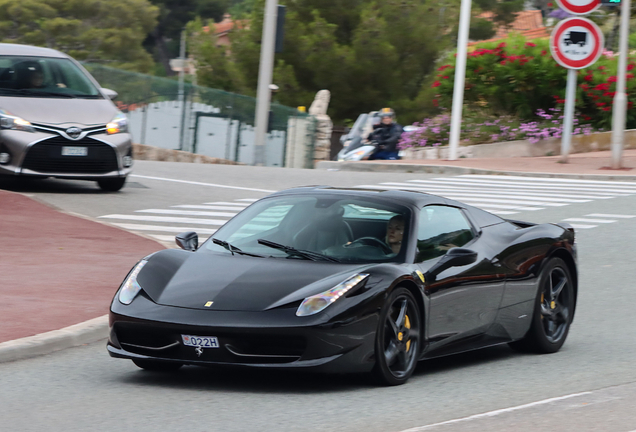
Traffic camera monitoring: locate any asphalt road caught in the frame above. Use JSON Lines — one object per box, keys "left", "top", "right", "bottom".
{"left": 1, "top": 161, "right": 636, "bottom": 431}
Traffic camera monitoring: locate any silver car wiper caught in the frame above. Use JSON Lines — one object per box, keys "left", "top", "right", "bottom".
{"left": 212, "top": 238, "right": 264, "bottom": 258}
{"left": 257, "top": 239, "right": 341, "bottom": 263}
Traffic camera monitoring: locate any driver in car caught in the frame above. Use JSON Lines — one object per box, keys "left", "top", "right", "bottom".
{"left": 386, "top": 215, "right": 405, "bottom": 254}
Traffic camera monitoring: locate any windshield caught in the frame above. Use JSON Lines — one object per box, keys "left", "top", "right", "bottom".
{"left": 0, "top": 56, "right": 102, "bottom": 99}
{"left": 206, "top": 195, "right": 411, "bottom": 264}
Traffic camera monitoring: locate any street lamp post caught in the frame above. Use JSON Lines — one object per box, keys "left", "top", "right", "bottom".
{"left": 254, "top": 0, "right": 278, "bottom": 166}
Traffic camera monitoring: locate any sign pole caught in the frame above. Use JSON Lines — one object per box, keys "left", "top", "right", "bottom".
{"left": 561, "top": 68, "right": 578, "bottom": 162}
{"left": 610, "top": 0, "right": 631, "bottom": 169}
{"left": 448, "top": 0, "right": 472, "bottom": 161}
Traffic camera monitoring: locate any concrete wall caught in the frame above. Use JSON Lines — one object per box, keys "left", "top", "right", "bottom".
{"left": 402, "top": 129, "right": 636, "bottom": 159}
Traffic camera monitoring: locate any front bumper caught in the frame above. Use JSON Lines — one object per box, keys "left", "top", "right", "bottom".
{"left": 0, "top": 129, "right": 133, "bottom": 179}
{"left": 108, "top": 294, "right": 379, "bottom": 374}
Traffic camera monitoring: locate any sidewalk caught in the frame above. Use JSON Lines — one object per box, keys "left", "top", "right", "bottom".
{"left": 2, "top": 149, "right": 636, "bottom": 363}
{"left": 0, "top": 189, "right": 163, "bottom": 361}
{"left": 318, "top": 149, "right": 636, "bottom": 180}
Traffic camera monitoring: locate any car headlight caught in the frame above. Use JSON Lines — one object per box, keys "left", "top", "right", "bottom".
{"left": 118, "top": 260, "right": 147, "bottom": 305}
{"left": 0, "top": 110, "right": 34, "bottom": 133}
{"left": 107, "top": 112, "right": 128, "bottom": 135}
{"left": 296, "top": 273, "right": 369, "bottom": 317}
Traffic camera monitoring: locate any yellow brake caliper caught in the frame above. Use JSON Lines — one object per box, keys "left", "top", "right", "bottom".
{"left": 405, "top": 315, "right": 411, "bottom": 352}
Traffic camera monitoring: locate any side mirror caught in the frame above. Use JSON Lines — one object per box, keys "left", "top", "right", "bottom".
{"left": 424, "top": 248, "right": 478, "bottom": 283}
{"left": 176, "top": 232, "right": 198, "bottom": 251}
{"left": 101, "top": 88, "right": 118, "bottom": 100}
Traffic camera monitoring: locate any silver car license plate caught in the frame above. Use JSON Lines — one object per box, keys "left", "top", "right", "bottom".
{"left": 181, "top": 335, "right": 219, "bottom": 348}
{"left": 61, "top": 146, "right": 88, "bottom": 156}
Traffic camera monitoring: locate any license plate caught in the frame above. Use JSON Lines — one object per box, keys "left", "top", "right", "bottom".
{"left": 61, "top": 146, "right": 88, "bottom": 156}
{"left": 181, "top": 335, "right": 219, "bottom": 348}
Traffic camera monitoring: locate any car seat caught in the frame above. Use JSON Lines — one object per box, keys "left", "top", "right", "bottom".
{"left": 293, "top": 206, "right": 353, "bottom": 251}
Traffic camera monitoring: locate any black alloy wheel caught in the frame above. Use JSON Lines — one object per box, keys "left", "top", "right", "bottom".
{"left": 97, "top": 177, "right": 127, "bottom": 192}
{"left": 510, "top": 258, "right": 574, "bottom": 353}
{"left": 132, "top": 359, "right": 183, "bottom": 372}
{"left": 373, "top": 288, "right": 421, "bottom": 385}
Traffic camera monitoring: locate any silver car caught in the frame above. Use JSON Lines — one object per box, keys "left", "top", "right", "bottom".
{"left": 0, "top": 43, "right": 132, "bottom": 191}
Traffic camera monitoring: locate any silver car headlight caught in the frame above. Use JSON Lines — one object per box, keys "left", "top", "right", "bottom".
{"left": 296, "top": 273, "right": 369, "bottom": 317}
{"left": 118, "top": 260, "right": 147, "bottom": 305}
{"left": 0, "top": 110, "right": 34, "bottom": 133}
{"left": 107, "top": 112, "right": 128, "bottom": 135}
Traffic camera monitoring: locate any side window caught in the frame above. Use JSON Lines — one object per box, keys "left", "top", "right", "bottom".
{"left": 416, "top": 206, "right": 475, "bottom": 262}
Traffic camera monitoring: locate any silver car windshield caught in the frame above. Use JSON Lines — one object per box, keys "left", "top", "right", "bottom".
{"left": 0, "top": 56, "right": 102, "bottom": 99}
{"left": 206, "top": 195, "right": 410, "bottom": 264}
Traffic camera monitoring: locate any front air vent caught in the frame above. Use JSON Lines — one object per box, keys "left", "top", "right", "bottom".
{"left": 22, "top": 137, "right": 118, "bottom": 174}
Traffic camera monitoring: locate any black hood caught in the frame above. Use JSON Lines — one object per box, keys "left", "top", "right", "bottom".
{"left": 137, "top": 249, "right": 370, "bottom": 312}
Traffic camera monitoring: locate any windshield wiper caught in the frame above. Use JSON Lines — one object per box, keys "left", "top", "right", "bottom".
{"left": 257, "top": 239, "right": 341, "bottom": 263}
{"left": 212, "top": 238, "right": 264, "bottom": 258}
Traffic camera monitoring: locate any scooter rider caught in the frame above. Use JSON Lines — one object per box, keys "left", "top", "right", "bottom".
{"left": 367, "top": 108, "right": 403, "bottom": 160}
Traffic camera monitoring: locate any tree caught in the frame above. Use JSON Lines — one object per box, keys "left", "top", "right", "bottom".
{"left": 146, "top": 0, "right": 230, "bottom": 76}
{"left": 0, "top": 0, "right": 159, "bottom": 72}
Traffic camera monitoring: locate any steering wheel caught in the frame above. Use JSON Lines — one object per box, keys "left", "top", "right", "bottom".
{"left": 345, "top": 237, "right": 393, "bottom": 254}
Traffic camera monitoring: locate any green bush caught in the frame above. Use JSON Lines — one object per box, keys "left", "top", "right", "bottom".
{"left": 433, "top": 34, "right": 636, "bottom": 129}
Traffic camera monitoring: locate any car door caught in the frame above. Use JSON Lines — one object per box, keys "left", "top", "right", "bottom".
{"left": 416, "top": 205, "right": 505, "bottom": 351}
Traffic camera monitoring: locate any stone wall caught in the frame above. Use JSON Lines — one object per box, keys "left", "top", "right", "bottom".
{"left": 132, "top": 143, "right": 242, "bottom": 165}
{"left": 402, "top": 129, "right": 636, "bottom": 160}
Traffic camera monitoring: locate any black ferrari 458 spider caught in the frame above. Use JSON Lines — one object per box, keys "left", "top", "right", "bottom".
{"left": 108, "top": 187, "right": 577, "bottom": 385}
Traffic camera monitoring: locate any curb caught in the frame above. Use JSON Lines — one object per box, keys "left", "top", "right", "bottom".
{"left": 0, "top": 315, "right": 108, "bottom": 363}
{"left": 316, "top": 161, "right": 636, "bottom": 181}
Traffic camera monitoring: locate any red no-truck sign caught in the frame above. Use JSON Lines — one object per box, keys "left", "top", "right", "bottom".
{"left": 556, "top": 0, "right": 601, "bottom": 15}
{"left": 550, "top": 17, "right": 604, "bottom": 69}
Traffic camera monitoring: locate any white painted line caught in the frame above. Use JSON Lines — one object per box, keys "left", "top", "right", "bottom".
{"left": 568, "top": 224, "right": 597, "bottom": 229}
{"left": 130, "top": 175, "right": 276, "bottom": 193}
{"left": 437, "top": 178, "right": 636, "bottom": 192}
{"left": 136, "top": 209, "right": 238, "bottom": 217}
{"left": 204, "top": 202, "right": 250, "bottom": 206}
{"left": 399, "top": 391, "right": 592, "bottom": 432}
{"left": 408, "top": 179, "right": 636, "bottom": 194}
{"left": 465, "top": 203, "right": 544, "bottom": 211}
{"left": 385, "top": 185, "right": 591, "bottom": 203}
{"left": 150, "top": 234, "right": 209, "bottom": 242}
{"left": 586, "top": 213, "right": 636, "bottom": 218}
{"left": 99, "top": 214, "right": 228, "bottom": 225}
{"left": 461, "top": 174, "right": 636, "bottom": 187}
{"left": 235, "top": 198, "right": 260, "bottom": 202}
{"left": 382, "top": 182, "right": 619, "bottom": 199}
{"left": 489, "top": 211, "right": 519, "bottom": 215}
{"left": 110, "top": 223, "right": 218, "bottom": 235}
{"left": 173, "top": 205, "right": 248, "bottom": 211}
{"left": 563, "top": 218, "right": 617, "bottom": 224}
{"left": 356, "top": 185, "right": 562, "bottom": 206}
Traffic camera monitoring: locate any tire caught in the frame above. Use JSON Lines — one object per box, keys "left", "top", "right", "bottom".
{"left": 372, "top": 287, "right": 421, "bottom": 386}
{"left": 97, "top": 177, "right": 126, "bottom": 192}
{"left": 132, "top": 359, "right": 183, "bottom": 372}
{"left": 509, "top": 258, "right": 574, "bottom": 354}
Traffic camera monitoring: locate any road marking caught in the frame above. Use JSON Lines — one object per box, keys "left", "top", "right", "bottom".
{"left": 136, "top": 209, "right": 239, "bottom": 217}
{"left": 99, "top": 214, "right": 228, "bottom": 225}
{"left": 235, "top": 198, "right": 260, "bottom": 202}
{"left": 586, "top": 213, "right": 636, "bottom": 218}
{"left": 204, "top": 202, "right": 250, "bottom": 206}
{"left": 462, "top": 174, "right": 636, "bottom": 187}
{"left": 568, "top": 224, "right": 597, "bottom": 229}
{"left": 563, "top": 218, "right": 617, "bottom": 224}
{"left": 399, "top": 391, "right": 592, "bottom": 431}
{"left": 409, "top": 179, "right": 636, "bottom": 194}
{"left": 130, "top": 175, "right": 276, "bottom": 193}
{"left": 173, "top": 205, "right": 248, "bottom": 211}
{"left": 110, "top": 223, "right": 218, "bottom": 235}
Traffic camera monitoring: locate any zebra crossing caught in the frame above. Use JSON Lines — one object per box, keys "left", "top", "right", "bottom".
{"left": 97, "top": 175, "right": 636, "bottom": 242}
{"left": 355, "top": 174, "right": 636, "bottom": 230}
{"left": 99, "top": 198, "right": 259, "bottom": 244}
